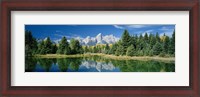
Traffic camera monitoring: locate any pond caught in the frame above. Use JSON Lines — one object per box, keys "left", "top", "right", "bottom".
{"left": 25, "top": 56, "right": 175, "bottom": 72}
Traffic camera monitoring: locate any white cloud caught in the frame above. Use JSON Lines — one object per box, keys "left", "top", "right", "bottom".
{"left": 159, "top": 27, "right": 171, "bottom": 31}
{"left": 113, "top": 25, "right": 124, "bottom": 29}
{"left": 54, "top": 33, "right": 83, "bottom": 40}
{"left": 159, "top": 26, "right": 174, "bottom": 37}
{"left": 134, "top": 31, "right": 142, "bottom": 35}
{"left": 145, "top": 30, "right": 153, "bottom": 33}
{"left": 127, "top": 25, "right": 150, "bottom": 28}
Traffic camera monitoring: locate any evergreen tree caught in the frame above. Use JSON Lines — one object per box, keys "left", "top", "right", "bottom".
{"left": 169, "top": 30, "right": 175, "bottom": 55}
{"left": 153, "top": 42, "right": 162, "bottom": 55}
{"left": 37, "top": 40, "right": 45, "bottom": 54}
{"left": 149, "top": 33, "right": 156, "bottom": 49}
{"left": 51, "top": 44, "right": 57, "bottom": 54}
{"left": 134, "top": 34, "right": 139, "bottom": 50}
{"left": 163, "top": 35, "right": 170, "bottom": 54}
{"left": 121, "top": 30, "right": 131, "bottom": 53}
{"left": 130, "top": 35, "right": 137, "bottom": 49}
{"left": 137, "top": 50, "right": 144, "bottom": 56}
{"left": 37, "top": 37, "right": 54, "bottom": 54}
{"left": 139, "top": 34, "right": 143, "bottom": 41}
{"left": 143, "top": 44, "right": 151, "bottom": 56}
{"left": 44, "top": 37, "right": 53, "bottom": 54}
{"left": 57, "top": 37, "right": 70, "bottom": 54}
{"left": 69, "top": 38, "right": 83, "bottom": 54}
{"left": 25, "top": 30, "right": 37, "bottom": 56}
{"left": 138, "top": 40, "right": 145, "bottom": 50}
{"left": 148, "top": 49, "right": 153, "bottom": 56}
{"left": 156, "top": 32, "right": 160, "bottom": 42}
{"left": 115, "top": 45, "right": 125, "bottom": 56}
{"left": 144, "top": 32, "right": 149, "bottom": 42}
{"left": 126, "top": 45, "right": 135, "bottom": 56}
{"left": 104, "top": 44, "right": 109, "bottom": 54}
{"left": 64, "top": 46, "right": 71, "bottom": 54}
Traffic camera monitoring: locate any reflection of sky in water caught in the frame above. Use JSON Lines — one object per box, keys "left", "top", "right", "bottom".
{"left": 49, "top": 63, "right": 60, "bottom": 72}
{"left": 33, "top": 63, "right": 45, "bottom": 72}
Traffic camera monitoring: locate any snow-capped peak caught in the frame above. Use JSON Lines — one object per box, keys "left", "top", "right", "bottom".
{"left": 80, "top": 33, "right": 119, "bottom": 46}
{"left": 53, "top": 33, "right": 119, "bottom": 46}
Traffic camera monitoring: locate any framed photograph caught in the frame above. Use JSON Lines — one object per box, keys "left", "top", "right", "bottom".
{"left": 1, "top": 0, "right": 199, "bottom": 96}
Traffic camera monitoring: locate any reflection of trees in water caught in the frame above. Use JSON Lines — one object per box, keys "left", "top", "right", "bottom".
{"left": 26, "top": 58, "right": 82, "bottom": 72}
{"left": 25, "top": 56, "right": 175, "bottom": 72}
{"left": 68, "top": 58, "right": 82, "bottom": 71}
{"left": 37, "top": 58, "right": 54, "bottom": 72}
{"left": 25, "top": 57, "right": 37, "bottom": 72}
{"left": 57, "top": 58, "right": 70, "bottom": 72}
{"left": 83, "top": 56, "right": 110, "bottom": 64}
{"left": 164, "top": 63, "right": 175, "bottom": 72}
{"left": 42, "top": 58, "right": 82, "bottom": 72}
{"left": 111, "top": 59, "right": 175, "bottom": 72}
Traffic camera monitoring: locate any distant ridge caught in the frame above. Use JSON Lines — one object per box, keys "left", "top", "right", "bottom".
{"left": 79, "top": 33, "right": 119, "bottom": 46}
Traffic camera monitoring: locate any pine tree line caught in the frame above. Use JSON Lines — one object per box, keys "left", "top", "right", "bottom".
{"left": 107, "top": 30, "right": 175, "bottom": 57}
{"left": 25, "top": 29, "right": 175, "bottom": 57}
{"left": 25, "top": 31, "right": 83, "bottom": 56}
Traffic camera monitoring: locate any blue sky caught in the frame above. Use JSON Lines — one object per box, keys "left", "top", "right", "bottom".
{"left": 25, "top": 25, "right": 175, "bottom": 42}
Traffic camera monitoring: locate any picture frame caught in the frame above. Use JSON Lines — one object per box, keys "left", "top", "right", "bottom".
{"left": 0, "top": 0, "right": 199, "bottom": 96}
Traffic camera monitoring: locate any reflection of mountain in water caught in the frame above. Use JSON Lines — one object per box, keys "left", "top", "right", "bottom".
{"left": 80, "top": 60, "right": 117, "bottom": 72}
{"left": 25, "top": 56, "right": 175, "bottom": 72}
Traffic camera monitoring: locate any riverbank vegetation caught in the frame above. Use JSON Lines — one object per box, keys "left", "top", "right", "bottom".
{"left": 25, "top": 29, "right": 175, "bottom": 58}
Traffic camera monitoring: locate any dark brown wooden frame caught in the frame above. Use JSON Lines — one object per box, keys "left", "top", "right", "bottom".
{"left": 0, "top": 0, "right": 199, "bottom": 96}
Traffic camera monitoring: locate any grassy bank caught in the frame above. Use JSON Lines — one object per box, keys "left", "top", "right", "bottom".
{"left": 34, "top": 53, "right": 175, "bottom": 62}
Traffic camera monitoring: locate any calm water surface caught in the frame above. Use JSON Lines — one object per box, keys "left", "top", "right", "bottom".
{"left": 25, "top": 56, "right": 175, "bottom": 72}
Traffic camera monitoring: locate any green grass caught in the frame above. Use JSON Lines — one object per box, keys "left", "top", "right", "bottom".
{"left": 34, "top": 53, "right": 175, "bottom": 62}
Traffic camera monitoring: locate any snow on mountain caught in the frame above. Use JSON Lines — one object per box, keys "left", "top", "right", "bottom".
{"left": 80, "top": 33, "right": 119, "bottom": 46}
{"left": 103, "top": 34, "right": 119, "bottom": 44}
{"left": 96, "top": 33, "right": 105, "bottom": 44}
{"left": 51, "top": 33, "right": 119, "bottom": 46}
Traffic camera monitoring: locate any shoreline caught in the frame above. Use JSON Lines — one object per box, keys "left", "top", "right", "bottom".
{"left": 34, "top": 53, "right": 175, "bottom": 62}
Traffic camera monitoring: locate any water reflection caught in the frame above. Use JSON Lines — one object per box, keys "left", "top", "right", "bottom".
{"left": 25, "top": 56, "right": 175, "bottom": 72}
{"left": 79, "top": 60, "right": 120, "bottom": 72}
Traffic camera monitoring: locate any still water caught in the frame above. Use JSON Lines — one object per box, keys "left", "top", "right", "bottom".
{"left": 25, "top": 56, "right": 175, "bottom": 72}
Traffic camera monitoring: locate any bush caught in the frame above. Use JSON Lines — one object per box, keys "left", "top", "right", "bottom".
{"left": 159, "top": 52, "right": 165, "bottom": 57}
{"left": 148, "top": 50, "right": 153, "bottom": 56}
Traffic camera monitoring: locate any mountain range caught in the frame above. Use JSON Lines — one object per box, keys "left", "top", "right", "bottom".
{"left": 40, "top": 33, "right": 120, "bottom": 46}
{"left": 75, "top": 33, "right": 119, "bottom": 46}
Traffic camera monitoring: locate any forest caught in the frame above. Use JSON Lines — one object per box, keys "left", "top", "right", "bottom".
{"left": 25, "top": 29, "right": 175, "bottom": 57}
